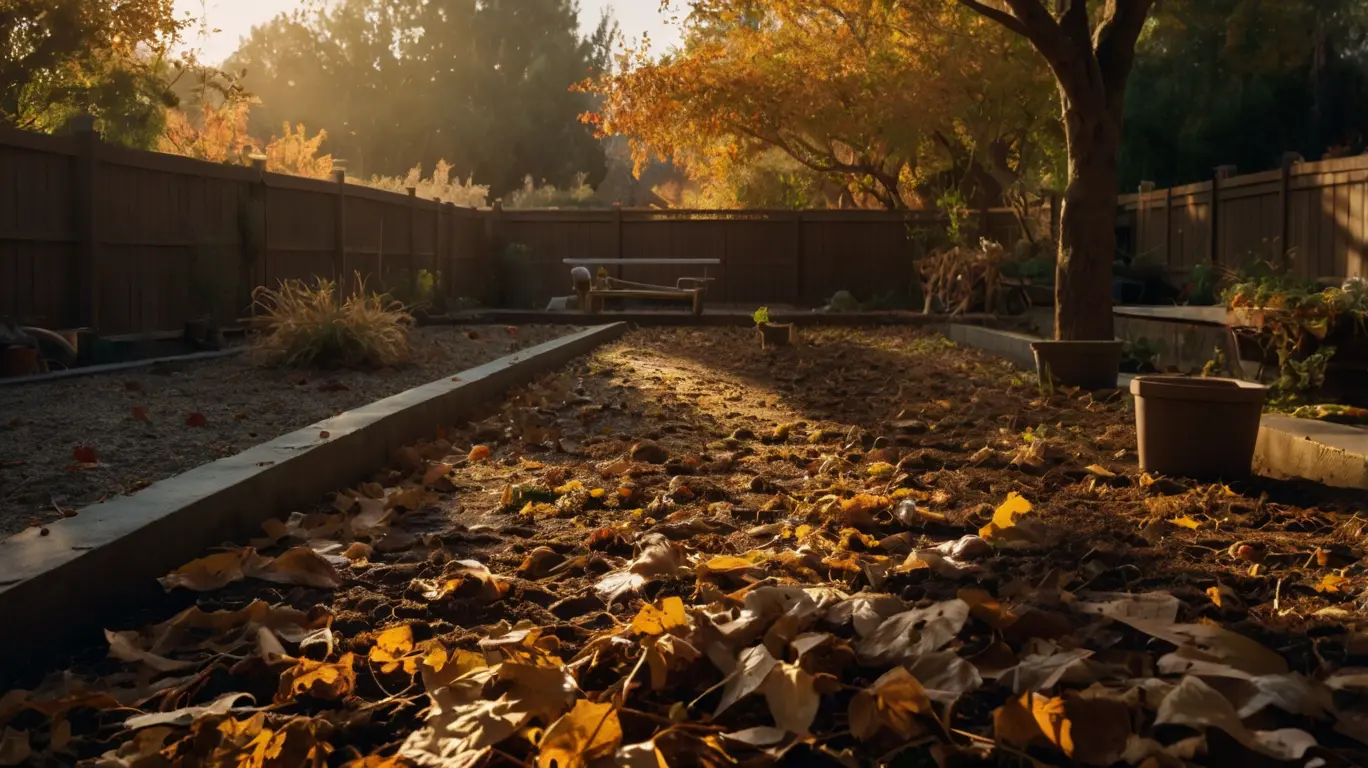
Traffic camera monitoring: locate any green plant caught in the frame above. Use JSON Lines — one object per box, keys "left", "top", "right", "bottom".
{"left": 383, "top": 269, "right": 442, "bottom": 311}
{"left": 250, "top": 274, "right": 412, "bottom": 369}
{"left": 935, "top": 188, "right": 970, "bottom": 246}
{"left": 753, "top": 306, "right": 771, "bottom": 325}
{"left": 1121, "top": 336, "right": 1163, "bottom": 372}
{"left": 1187, "top": 262, "right": 1218, "bottom": 306}
{"left": 1271, "top": 346, "right": 1336, "bottom": 407}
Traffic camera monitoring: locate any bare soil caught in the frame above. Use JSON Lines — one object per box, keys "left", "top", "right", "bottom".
{"left": 0, "top": 325, "right": 576, "bottom": 538}
{"left": 4, "top": 326, "right": 1366, "bottom": 767}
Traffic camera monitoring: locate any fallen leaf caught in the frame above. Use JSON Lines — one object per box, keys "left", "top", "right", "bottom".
{"left": 1074, "top": 591, "right": 1181, "bottom": 624}
{"left": 1122, "top": 621, "right": 1288, "bottom": 676}
{"left": 1168, "top": 516, "right": 1201, "bottom": 530}
{"left": 762, "top": 662, "right": 819, "bottom": 735}
{"left": 277, "top": 654, "right": 356, "bottom": 703}
{"left": 0, "top": 728, "right": 29, "bottom": 767}
{"left": 72, "top": 445, "right": 99, "bottom": 464}
{"left": 857, "top": 599, "right": 970, "bottom": 665}
{"left": 631, "top": 597, "right": 688, "bottom": 637}
{"left": 994, "top": 691, "right": 1133, "bottom": 765}
{"left": 979, "top": 493, "right": 1042, "bottom": 543}
{"left": 245, "top": 546, "right": 342, "bottom": 589}
{"left": 123, "top": 692, "right": 255, "bottom": 729}
{"left": 1084, "top": 464, "right": 1116, "bottom": 478}
{"left": 849, "top": 666, "right": 932, "bottom": 741}
{"left": 369, "top": 625, "right": 419, "bottom": 675}
{"left": 469, "top": 445, "right": 491, "bottom": 462}
{"left": 319, "top": 430, "right": 331, "bottom": 439}
{"left": 537, "top": 699, "right": 622, "bottom": 768}
{"left": 1155, "top": 676, "right": 1317, "bottom": 760}
{"left": 131, "top": 406, "right": 150, "bottom": 422}
{"left": 185, "top": 412, "right": 208, "bottom": 427}
{"left": 715, "top": 645, "right": 779, "bottom": 717}
{"left": 1315, "top": 573, "right": 1350, "bottom": 593}
{"left": 157, "top": 549, "right": 256, "bottom": 592}
{"left": 104, "top": 630, "right": 197, "bottom": 673}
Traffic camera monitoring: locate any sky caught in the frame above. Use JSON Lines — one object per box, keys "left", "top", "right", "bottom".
{"left": 172, "top": 0, "right": 685, "bottom": 65}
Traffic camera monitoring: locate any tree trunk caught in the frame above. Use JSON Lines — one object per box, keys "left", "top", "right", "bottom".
{"left": 1055, "top": 106, "right": 1121, "bottom": 341}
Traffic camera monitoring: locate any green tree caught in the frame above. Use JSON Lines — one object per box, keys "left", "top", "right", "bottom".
{"left": 1121, "top": 0, "right": 1368, "bottom": 188}
{"left": 229, "top": 0, "right": 614, "bottom": 196}
{"left": 0, "top": 0, "right": 184, "bottom": 147}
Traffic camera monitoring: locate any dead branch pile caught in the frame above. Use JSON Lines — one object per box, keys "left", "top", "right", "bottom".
{"left": 919, "top": 239, "right": 1005, "bottom": 315}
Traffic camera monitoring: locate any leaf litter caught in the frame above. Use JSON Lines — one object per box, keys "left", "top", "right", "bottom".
{"left": 4, "top": 326, "right": 1368, "bottom": 767}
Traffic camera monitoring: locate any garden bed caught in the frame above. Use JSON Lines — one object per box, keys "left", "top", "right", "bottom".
{"left": 4, "top": 327, "right": 1366, "bottom": 766}
{"left": 0, "top": 325, "right": 577, "bottom": 539}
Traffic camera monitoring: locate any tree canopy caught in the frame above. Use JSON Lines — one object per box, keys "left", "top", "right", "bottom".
{"left": 0, "top": 0, "right": 184, "bottom": 147}
{"left": 588, "top": 1, "right": 1060, "bottom": 211}
{"left": 229, "top": 0, "right": 615, "bottom": 197}
{"left": 1121, "top": 0, "right": 1368, "bottom": 188}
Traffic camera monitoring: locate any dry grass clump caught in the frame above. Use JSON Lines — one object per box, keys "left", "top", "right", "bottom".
{"left": 250, "top": 275, "right": 412, "bottom": 369}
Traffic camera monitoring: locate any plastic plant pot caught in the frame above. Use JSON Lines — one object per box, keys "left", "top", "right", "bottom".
{"left": 1130, "top": 375, "right": 1268, "bottom": 480}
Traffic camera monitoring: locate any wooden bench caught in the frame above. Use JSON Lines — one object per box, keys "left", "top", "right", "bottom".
{"left": 563, "top": 259, "right": 720, "bottom": 315}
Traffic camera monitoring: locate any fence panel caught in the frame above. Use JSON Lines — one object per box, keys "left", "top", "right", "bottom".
{"left": 0, "top": 136, "right": 78, "bottom": 328}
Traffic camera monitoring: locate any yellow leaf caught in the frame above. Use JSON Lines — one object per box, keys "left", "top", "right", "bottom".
{"left": 537, "top": 700, "right": 622, "bottom": 768}
{"left": 1168, "top": 516, "right": 1201, "bottom": 530}
{"left": 849, "top": 667, "right": 933, "bottom": 741}
{"left": 979, "top": 493, "right": 1032, "bottom": 539}
{"left": 277, "top": 654, "right": 356, "bottom": 703}
{"left": 631, "top": 597, "right": 688, "bottom": 637}
{"left": 867, "top": 462, "right": 896, "bottom": 479}
{"left": 994, "top": 692, "right": 1132, "bottom": 766}
{"left": 1206, "top": 586, "right": 1223, "bottom": 608}
{"left": 1316, "top": 573, "right": 1351, "bottom": 594}
{"left": 369, "top": 625, "right": 417, "bottom": 675}
{"left": 697, "top": 554, "right": 761, "bottom": 577}
{"left": 1084, "top": 464, "right": 1116, "bottom": 478}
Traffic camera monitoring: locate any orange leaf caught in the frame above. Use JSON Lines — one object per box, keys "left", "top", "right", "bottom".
{"left": 131, "top": 406, "right": 150, "bottom": 422}
{"left": 72, "top": 445, "right": 99, "bottom": 464}
{"left": 469, "top": 445, "right": 491, "bottom": 462}
{"left": 185, "top": 412, "right": 208, "bottom": 428}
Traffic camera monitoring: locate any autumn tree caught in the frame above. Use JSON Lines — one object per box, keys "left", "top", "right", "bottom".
{"left": 954, "top": 0, "right": 1156, "bottom": 340}
{"left": 591, "top": 2, "right": 1056, "bottom": 211}
{"left": 0, "top": 0, "right": 184, "bottom": 147}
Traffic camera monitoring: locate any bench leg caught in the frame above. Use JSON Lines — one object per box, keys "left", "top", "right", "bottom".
{"left": 691, "top": 289, "right": 704, "bottom": 316}
{"left": 576, "top": 287, "right": 590, "bottom": 313}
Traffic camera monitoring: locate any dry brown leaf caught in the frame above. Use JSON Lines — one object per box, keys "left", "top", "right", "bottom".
{"left": 105, "top": 629, "right": 197, "bottom": 674}
{"left": 1074, "top": 592, "right": 1181, "bottom": 625}
{"left": 857, "top": 599, "right": 969, "bottom": 665}
{"left": 276, "top": 654, "right": 356, "bottom": 703}
{"left": 246, "top": 546, "right": 342, "bottom": 589}
{"left": 0, "top": 729, "right": 29, "bottom": 767}
{"left": 420, "top": 560, "right": 509, "bottom": 602}
{"left": 157, "top": 549, "right": 256, "bottom": 592}
{"left": 994, "top": 691, "right": 1133, "bottom": 766}
{"left": 369, "top": 625, "right": 419, "bottom": 675}
{"left": 1122, "top": 621, "right": 1288, "bottom": 676}
{"left": 903, "top": 652, "right": 983, "bottom": 702}
{"left": 715, "top": 645, "right": 778, "bottom": 717}
{"left": 849, "top": 666, "right": 932, "bottom": 741}
{"left": 1155, "top": 676, "right": 1317, "bottom": 760}
{"left": 1315, "top": 573, "right": 1351, "bottom": 593}
{"left": 761, "top": 662, "right": 819, "bottom": 735}
{"left": 124, "top": 692, "right": 255, "bottom": 730}
{"left": 536, "top": 699, "right": 622, "bottom": 768}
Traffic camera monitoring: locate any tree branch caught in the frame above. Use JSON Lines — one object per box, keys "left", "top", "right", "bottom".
{"left": 1094, "top": 0, "right": 1155, "bottom": 116}
{"left": 953, "top": 0, "right": 1028, "bottom": 37}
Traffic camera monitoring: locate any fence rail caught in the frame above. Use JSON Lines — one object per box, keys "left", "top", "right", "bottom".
{"left": 1118, "top": 153, "right": 1368, "bottom": 283}
{"left": 1, "top": 124, "right": 1042, "bottom": 334}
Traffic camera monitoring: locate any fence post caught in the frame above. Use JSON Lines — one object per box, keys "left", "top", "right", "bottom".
{"left": 72, "top": 114, "right": 100, "bottom": 329}
{"left": 1278, "top": 152, "right": 1302, "bottom": 270}
{"left": 245, "top": 156, "right": 268, "bottom": 318}
{"left": 406, "top": 187, "right": 418, "bottom": 298}
{"left": 1136, "top": 181, "right": 1155, "bottom": 261}
{"left": 792, "top": 212, "right": 803, "bottom": 305}
{"left": 1210, "top": 165, "right": 1236, "bottom": 265}
{"left": 433, "top": 197, "right": 444, "bottom": 303}
{"left": 488, "top": 200, "right": 504, "bottom": 304}
{"left": 332, "top": 167, "right": 347, "bottom": 295}
{"left": 1164, "top": 186, "right": 1174, "bottom": 267}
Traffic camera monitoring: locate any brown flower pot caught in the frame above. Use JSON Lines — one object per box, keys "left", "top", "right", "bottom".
{"left": 1, "top": 345, "right": 38, "bottom": 378}
{"left": 1130, "top": 376, "right": 1268, "bottom": 480}
{"left": 757, "top": 322, "right": 796, "bottom": 349}
{"left": 1031, "top": 340, "right": 1124, "bottom": 390}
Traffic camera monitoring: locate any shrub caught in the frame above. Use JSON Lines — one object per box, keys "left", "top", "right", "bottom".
{"left": 250, "top": 275, "right": 412, "bottom": 369}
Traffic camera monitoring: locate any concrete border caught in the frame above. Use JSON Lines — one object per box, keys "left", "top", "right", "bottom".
{"left": 428, "top": 310, "right": 1007, "bottom": 328}
{"left": 0, "top": 323, "right": 627, "bottom": 672}
{"left": 939, "top": 322, "right": 1368, "bottom": 491}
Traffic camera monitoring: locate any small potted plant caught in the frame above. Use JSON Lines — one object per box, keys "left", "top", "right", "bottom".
{"left": 754, "top": 307, "right": 795, "bottom": 349}
{"left": 1031, "top": 334, "right": 1124, "bottom": 390}
{"left": 1130, "top": 375, "right": 1268, "bottom": 479}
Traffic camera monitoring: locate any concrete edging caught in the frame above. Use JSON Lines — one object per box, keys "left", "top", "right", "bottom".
{"left": 0, "top": 323, "right": 628, "bottom": 671}
{"left": 939, "top": 323, "right": 1368, "bottom": 491}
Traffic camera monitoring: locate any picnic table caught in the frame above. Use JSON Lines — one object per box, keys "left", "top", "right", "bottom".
{"left": 563, "top": 258, "right": 721, "bottom": 315}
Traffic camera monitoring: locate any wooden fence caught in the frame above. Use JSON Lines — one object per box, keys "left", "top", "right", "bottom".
{"left": 1, "top": 123, "right": 1039, "bottom": 335}
{"left": 1119, "top": 153, "right": 1368, "bottom": 282}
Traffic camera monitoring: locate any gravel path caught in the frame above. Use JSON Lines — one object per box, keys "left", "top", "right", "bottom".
{"left": 0, "top": 325, "right": 577, "bottom": 538}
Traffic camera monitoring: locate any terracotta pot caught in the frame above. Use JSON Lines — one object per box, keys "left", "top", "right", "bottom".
{"left": 757, "top": 322, "right": 795, "bottom": 349}
{"left": 1030, "top": 340, "right": 1124, "bottom": 390}
{"left": 1130, "top": 376, "right": 1267, "bottom": 480}
{"left": 1, "top": 345, "right": 38, "bottom": 378}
